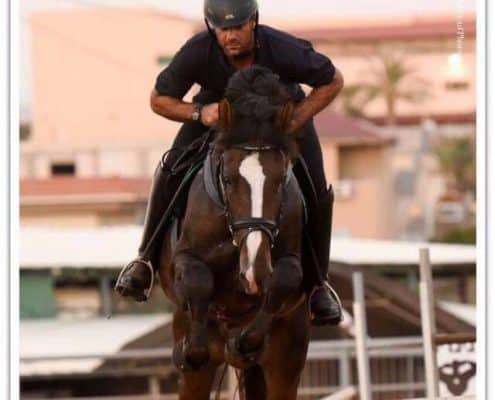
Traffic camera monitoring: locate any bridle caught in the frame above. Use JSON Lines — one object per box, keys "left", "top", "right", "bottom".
{"left": 215, "top": 144, "right": 293, "bottom": 249}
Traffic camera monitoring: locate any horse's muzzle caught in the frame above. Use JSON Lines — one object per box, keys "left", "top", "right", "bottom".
{"left": 240, "top": 269, "right": 260, "bottom": 295}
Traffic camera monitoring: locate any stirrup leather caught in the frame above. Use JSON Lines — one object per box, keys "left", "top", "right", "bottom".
{"left": 116, "top": 258, "right": 155, "bottom": 301}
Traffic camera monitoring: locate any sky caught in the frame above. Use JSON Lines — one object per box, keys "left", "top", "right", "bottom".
{"left": 19, "top": 0, "right": 477, "bottom": 120}
{"left": 21, "top": 0, "right": 477, "bottom": 19}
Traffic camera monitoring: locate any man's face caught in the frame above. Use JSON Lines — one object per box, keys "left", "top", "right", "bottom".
{"left": 214, "top": 19, "right": 256, "bottom": 59}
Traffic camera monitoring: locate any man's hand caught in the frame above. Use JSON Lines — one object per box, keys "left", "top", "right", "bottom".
{"left": 288, "top": 68, "right": 344, "bottom": 134}
{"left": 149, "top": 90, "right": 220, "bottom": 126}
{"left": 200, "top": 103, "right": 219, "bottom": 127}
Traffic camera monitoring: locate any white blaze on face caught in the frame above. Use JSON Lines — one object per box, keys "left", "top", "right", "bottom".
{"left": 239, "top": 152, "right": 265, "bottom": 293}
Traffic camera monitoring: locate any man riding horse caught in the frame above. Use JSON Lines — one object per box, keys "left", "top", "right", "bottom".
{"left": 115, "top": 0, "right": 344, "bottom": 326}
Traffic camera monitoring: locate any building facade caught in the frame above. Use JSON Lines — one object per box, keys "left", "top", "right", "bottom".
{"left": 22, "top": 9, "right": 476, "bottom": 240}
{"left": 289, "top": 14, "right": 476, "bottom": 240}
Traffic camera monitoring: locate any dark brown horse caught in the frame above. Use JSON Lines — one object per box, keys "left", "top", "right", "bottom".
{"left": 158, "top": 66, "right": 310, "bottom": 400}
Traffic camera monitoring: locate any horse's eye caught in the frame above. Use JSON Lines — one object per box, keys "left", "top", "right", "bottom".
{"left": 222, "top": 177, "right": 232, "bottom": 186}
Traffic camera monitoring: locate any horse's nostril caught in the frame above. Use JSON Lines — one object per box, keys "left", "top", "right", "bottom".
{"left": 239, "top": 273, "right": 249, "bottom": 291}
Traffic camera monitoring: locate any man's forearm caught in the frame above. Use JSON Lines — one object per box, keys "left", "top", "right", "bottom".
{"left": 290, "top": 69, "right": 344, "bottom": 133}
{"left": 150, "top": 89, "right": 195, "bottom": 123}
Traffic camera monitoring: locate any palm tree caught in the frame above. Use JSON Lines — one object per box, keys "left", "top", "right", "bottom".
{"left": 339, "top": 51, "right": 429, "bottom": 125}
{"left": 434, "top": 136, "right": 475, "bottom": 196}
{"left": 432, "top": 136, "right": 476, "bottom": 244}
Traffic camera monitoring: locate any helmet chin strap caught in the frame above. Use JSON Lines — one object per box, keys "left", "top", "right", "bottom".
{"left": 254, "top": 11, "right": 259, "bottom": 36}
{"left": 205, "top": 18, "right": 216, "bottom": 40}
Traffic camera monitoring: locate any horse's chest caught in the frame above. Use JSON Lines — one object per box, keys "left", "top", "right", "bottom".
{"left": 202, "top": 242, "right": 238, "bottom": 271}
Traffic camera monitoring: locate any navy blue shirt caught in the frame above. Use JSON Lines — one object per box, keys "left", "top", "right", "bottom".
{"left": 155, "top": 25, "right": 336, "bottom": 103}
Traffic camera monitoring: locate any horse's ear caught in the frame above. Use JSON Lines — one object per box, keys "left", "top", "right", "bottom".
{"left": 276, "top": 101, "right": 295, "bottom": 134}
{"left": 218, "top": 98, "right": 234, "bottom": 133}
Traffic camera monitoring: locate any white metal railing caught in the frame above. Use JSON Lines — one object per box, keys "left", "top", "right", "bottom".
{"left": 20, "top": 337, "right": 424, "bottom": 363}
{"left": 320, "top": 386, "right": 357, "bottom": 400}
{"left": 408, "top": 398, "right": 476, "bottom": 400}
{"left": 21, "top": 337, "right": 426, "bottom": 400}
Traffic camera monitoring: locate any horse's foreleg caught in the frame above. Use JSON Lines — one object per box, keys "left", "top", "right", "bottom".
{"left": 177, "top": 365, "right": 219, "bottom": 400}
{"left": 262, "top": 302, "right": 309, "bottom": 400}
{"left": 227, "top": 256, "right": 303, "bottom": 367}
{"left": 244, "top": 255, "right": 302, "bottom": 349}
{"left": 173, "top": 251, "right": 214, "bottom": 371}
{"left": 263, "top": 255, "right": 303, "bottom": 314}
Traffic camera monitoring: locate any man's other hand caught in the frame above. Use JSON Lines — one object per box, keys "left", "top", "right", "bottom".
{"left": 200, "top": 103, "right": 219, "bottom": 127}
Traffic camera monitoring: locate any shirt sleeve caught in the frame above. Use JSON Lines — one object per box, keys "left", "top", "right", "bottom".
{"left": 154, "top": 38, "right": 203, "bottom": 99}
{"left": 280, "top": 38, "right": 336, "bottom": 88}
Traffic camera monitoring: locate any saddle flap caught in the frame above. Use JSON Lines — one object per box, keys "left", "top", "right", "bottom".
{"left": 202, "top": 149, "right": 225, "bottom": 210}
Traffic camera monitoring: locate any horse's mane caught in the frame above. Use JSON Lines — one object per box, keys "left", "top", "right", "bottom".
{"left": 225, "top": 65, "right": 291, "bottom": 121}
{"left": 217, "top": 65, "right": 295, "bottom": 152}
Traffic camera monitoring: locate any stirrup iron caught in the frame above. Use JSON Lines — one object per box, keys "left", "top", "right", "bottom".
{"left": 323, "top": 281, "right": 343, "bottom": 310}
{"left": 115, "top": 258, "right": 155, "bottom": 301}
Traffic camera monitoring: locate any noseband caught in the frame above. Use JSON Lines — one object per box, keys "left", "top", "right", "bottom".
{"left": 203, "top": 144, "right": 292, "bottom": 249}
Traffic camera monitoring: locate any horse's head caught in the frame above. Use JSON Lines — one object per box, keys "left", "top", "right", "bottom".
{"left": 214, "top": 66, "right": 299, "bottom": 295}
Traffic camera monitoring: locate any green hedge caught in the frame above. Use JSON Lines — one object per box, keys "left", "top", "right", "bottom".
{"left": 432, "top": 226, "right": 476, "bottom": 245}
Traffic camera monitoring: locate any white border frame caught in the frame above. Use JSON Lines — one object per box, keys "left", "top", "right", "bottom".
{"left": 482, "top": 0, "right": 494, "bottom": 398}
{"left": 10, "top": 0, "right": 20, "bottom": 394}
{"left": 1, "top": 0, "right": 10, "bottom": 398}
{"left": 4, "top": 1, "right": 491, "bottom": 399}
{"left": 476, "top": 1, "right": 487, "bottom": 399}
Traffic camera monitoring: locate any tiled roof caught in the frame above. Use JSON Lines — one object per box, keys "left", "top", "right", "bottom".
{"left": 368, "top": 112, "right": 476, "bottom": 126}
{"left": 20, "top": 315, "right": 172, "bottom": 376}
{"left": 20, "top": 112, "right": 389, "bottom": 202}
{"left": 314, "top": 110, "right": 393, "bottom": 146}
{"left": 21, "top": 177, "right": 151, "bottom": 198}
{"left": 290, "top": 15, "right": 476, "bottom": 42}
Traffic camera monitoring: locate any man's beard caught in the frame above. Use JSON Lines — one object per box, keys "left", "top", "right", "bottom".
{"left": 223, "top": 39, "right": 255, "bottom": 62}
{"left": 230, "top": 48, "right": 254, "bottom": 61}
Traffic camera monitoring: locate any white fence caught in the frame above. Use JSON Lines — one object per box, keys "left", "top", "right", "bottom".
{"left": 21, "top": 337, "right": 427, "bottom": 400}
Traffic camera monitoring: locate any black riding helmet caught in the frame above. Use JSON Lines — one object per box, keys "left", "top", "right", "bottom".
{"left": 204, "top": 0, "right": 258, "bottom": 29}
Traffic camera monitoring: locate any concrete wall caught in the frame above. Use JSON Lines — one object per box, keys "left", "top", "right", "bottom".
{"left": 333, "top": 178, "right": 396, "bottom": 239}
{"left": 30, "top": 9, "right": 197, "bottom": 148}
{"left": 322, "top": 142, "right": 397, "bottom": 239}
{"left": 339, "top": 146, "right": 390, "bottom": 180}
{"left": 24, "top": 10, "right": 474, "bottom": 240}
{"left": 20, "top": 143, "right": 165, "bottom": 178}
{"left": 21, "top": 202, "right": 145, "bottom": 227}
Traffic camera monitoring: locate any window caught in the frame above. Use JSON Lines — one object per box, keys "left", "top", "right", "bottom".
{"left": 51, "top": 162, "right": 76, "bottom": 176}
{"left": 20, "top": 123, "right": 31, "bottom": 141}
{"left": 20, "top": 271, "right": 56, "bottom": 319}
{"left": 395, "top": 170, "right": 416, "bottom": 197}
{"left": 445, "top": 53, "right": 469, "bottom": 90}
{"left": 54, "top": 280, "right": 101, "bottom": 318}
{"left": 436, "top": 202, "right": 466, "bottom": 224}
{"left": 156, "top": 55, "right": 173, "bottom": 66}
{"left": 333, "top": 180, "right": 354, "bottom": 200}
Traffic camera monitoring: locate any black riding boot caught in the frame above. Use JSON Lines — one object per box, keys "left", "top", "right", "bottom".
{"left": 114, "top": 162, "right": 177, "bottom": 301}
{"left": 307, "top": 186, "right": 343, "bottom": 326}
